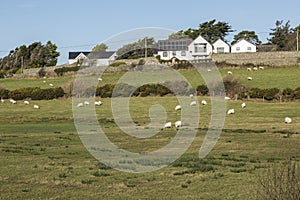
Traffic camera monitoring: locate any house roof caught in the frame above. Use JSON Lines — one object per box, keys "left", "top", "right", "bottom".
{"left": 158, "top": 39, "right": 193, "bottom": 51}
{"left": 69, "top": 51, "right": 116, "bottom": 59}
{"left": 231, "top": 39, "right": 256, "bottom": 47}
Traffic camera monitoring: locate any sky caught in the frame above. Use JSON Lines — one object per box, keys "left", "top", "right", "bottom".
{"left": 1, "top": 0, "right": 300, "bottom": 65}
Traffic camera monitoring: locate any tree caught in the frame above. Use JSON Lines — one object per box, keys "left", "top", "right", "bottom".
{"left": 180, "top": 19, "right": 233, "bottom": 43}
{"left": 0, "top": 41, "right": 60, "bottom": 73}
{"left": 268, "top": 20, "right": 291, "bottom": 50}
{"left": 232, "top": 30, "right": 261, "bottom": 45}
{"left": 116, "top": 37, "right": 155, "bottom": 59}
{"left": 92, "top": 43, "right": 108, "bottom": 52}
{"left": 168, "top": 30, "right": 191, "bottom": 40}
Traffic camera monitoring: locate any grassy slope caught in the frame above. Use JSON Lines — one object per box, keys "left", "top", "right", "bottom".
{"left": 0, "top": 66, "right": 299, "bottom": 199}
{"left": 0, "top": 66, "right": 299, "bottom": 90}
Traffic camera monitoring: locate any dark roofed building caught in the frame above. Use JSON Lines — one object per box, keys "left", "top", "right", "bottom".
{"left": 68, "top": 51, "right": 116, "bottom": 66}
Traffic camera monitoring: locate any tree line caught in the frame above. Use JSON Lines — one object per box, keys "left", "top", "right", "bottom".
{"left": 0, "top": 41, "right": 59, "bottom": 75}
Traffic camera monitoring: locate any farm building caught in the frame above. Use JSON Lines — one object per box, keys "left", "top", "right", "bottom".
{"left": 231, "top": 39, "right": 256, "bottom": 53}
{"left": 212, "top": 39, "right": 230, "bottom": 53}
{"left": 68, "top": 51, "right": 117, "bottom": 66}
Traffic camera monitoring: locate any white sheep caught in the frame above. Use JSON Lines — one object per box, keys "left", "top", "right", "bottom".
{"left": 207, "top": 69, "right": 212, "bottom": 72}
{"left": 259, "top": 66, "right": 264, "bottom": 70}
{"left": 84, "top": 101, "right": 90, "bottom": 105}
{"left": 227, "top": 71, "right": 233, "bottom": 75}
{"left": 190, "top": 101, "right": 197, "bottom": 106}
{"left": 49, "top": 83, "right": 54, "bottom": 87}
{"left": 227, "top": 109, "right": 235, "bottom": 115}
{"left": 95, "top": 101, "right": 102, "bottom": 106}
{"left": 201, "top": 100, "right": 207, "bottom": 105}
{"left": 247, "top": 67, "right": 252, "bottom": 71}
{"left": 189, "top": 94, "right": 194, "bottom": 98}
{"left": 253, "top": 67, "right": 258, "bottom": 71}
{"left": 224, "top": 96, "right": 231, "bottom": 101}
{"left": 247, "top": 76, "right": 253, "bottom": 81}
{"left": 164, "top": 122, "right": 172, "bottom": 128}
{"left": 77, "top": 102, "right": 84, "bottom": 107}
{"left": 175, "top": 121, "right": 182, "bottom": 128}
{"left": 43, "top": 80, "right": 46, "bottom": 83}
{"left": 241, "top": 102, "right": 246, "bottom": 108}
{"left": 10, "top": 99, "right": 16, "bottom": 104}
{"left": 98, "top": 77, "right": 102, "bottom": 81}
{"left": 33, "top": 105, "right": 39, "bottom": 109}
{"left": 175, "top": 105, "right": 181, "bottom": 111}
{"left": 24, "top": 100, "right": 30, "bottom": 105}
{"left": 285, "top": 117, "right": 292, "bottom": 124}
{"left": 1, "top": 99, "right": 4, "bottom": 103}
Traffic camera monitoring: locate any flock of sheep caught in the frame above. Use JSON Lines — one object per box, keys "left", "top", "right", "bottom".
{"left": 0, "top": 98, "right": 40, "bottom": 109}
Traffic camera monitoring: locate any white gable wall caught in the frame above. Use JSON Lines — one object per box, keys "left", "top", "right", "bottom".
{"left": 213, "top": 39, "right": 230, "bottom": 53}
{"left": 188, "top": 35, "right": 213, "bottom": 59}
{"left": 231, "top": 39, "right": 256, "bottom": 53}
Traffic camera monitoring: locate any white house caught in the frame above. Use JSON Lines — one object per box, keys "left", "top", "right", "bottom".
{"left": 68, "top": 51, "right": 117, "bottom": 66}
{"left": 157, "top": 38, "right": 193, "bottom": 60}
{"left": 157, "top": 35, "right": 212, "bottom": 61}
{"left": 212, "top": 39, "right": 230, "bottom": 53}
{"left": 231, "top": 39, "right": 256, "bottom": 53}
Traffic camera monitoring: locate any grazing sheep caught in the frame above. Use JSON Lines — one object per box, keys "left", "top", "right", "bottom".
{"left": 259, "top": 66, "right": 264, "bottom": 70}
{"left": 201, "top": 100, "right": 207, "bottom": 105}
{"left": 84, "top": 101, "right": 90, "bottom": 105}
{"left": 241, "top": 102, "right": 246, "bottom": 108}
{"left": 98, "top": 77, "right": 102, "bottom": 81}
{"left": 24, "top": 100, "right": 30, "bottom": 105}
{"left": 10, "top": 99, "right": 16, "bottom": 104}
{"left": 43, "top": 80, "right": 46, "bottom": 83}
{"left": 207, "top": 69, "right": 211, "bottom": 72}
{"left": 175, "top": 105, "right": 181, "bottom": 111}
{"left": 227, "top": 71, "right": 233, "bottom": 75}
{"left": 33, "top": 105, "right": 39, "bottom": 109}
{"left": 77, "top": 102, "right": 84, "bottom": 107}
{"left": 227, "top": 109, "right": 235, "bottom": 115}
{"left": 175, "top": 121, "right": 182, "bottom": 128}
{"left": 190, "top": 101, "right": 197, "bottom": 106}
{"left": 253, "top": 67, "right": 258, "bottom": 71}
{"left": 224, "top": 96, "right": 231, "bottom": 101}
{"left": 49, "top": 83, "right": 54, "bottom": 87}
{"left": 285, "top": 117, "right": 292, "bottom": 124}
{"left": 247, "top": 68, "right": 252, "bottom": 71}
{"left": 164, "top": 122, "right": 172, "bottom": 128}
{"left": 247, "top": 76, "right": 253, "bottom": 81}
{"left": 189, "top": 94, "right": 194, "bottom": 98}
{"left": 1, "top": 99, "right": 4, "bottom": 103}
{"left": 95, "top": 101, "right": 102, "bottom": 106}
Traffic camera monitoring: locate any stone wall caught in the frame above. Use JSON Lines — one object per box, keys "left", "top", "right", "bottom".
{"left": 211, "top": 51, "right": 300, "bottom": 67}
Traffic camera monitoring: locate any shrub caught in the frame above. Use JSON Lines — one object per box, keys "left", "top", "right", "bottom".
{"left": 263, "top": 88, "right": 280, "bottom": 101}
{"left": 54, "top": 66, "right": 80, "bottom": 76}
{"left": 163, "top": 80, "right": 193, "bottom": 96}
{"left": 293, "top": 87, "right": 300, "bottom": 99}
{"left": 38, "top": 67, "right": 47, "bottom": 78}
{"left": 196, "top": 84, "right": 209, "bottom": 96}
{"left": 256, "top": 159, "right": 300, "bottom": 200}
{"left": 0, "top": 87, "right": 9, "bottom": 99}
{"left": 282, "top": 87, "right": 294, "bottom": 101}
{"left": 109, "top": 61, "right": 127, "bottom": 67}
{"left": 222, "top": 75, "right": 248, "bottom": 98}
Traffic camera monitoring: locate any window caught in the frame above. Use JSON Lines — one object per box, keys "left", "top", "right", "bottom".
{"left": 247, "top": 47, "right": 252, "bottom": 51}
{"left": 181, "top": 51, "right": 186, "bottom": 56}
{"left": 163, "top": 51, "right": 168, "bottom": 57}
{"left": 217, "top": 47, "right": 225, "bottom": 53}
{"left": 194, "top": 43, "right": 207, "bottom": 53}
{"left": 236, "top": 47, "right": 240, "bottom": 51}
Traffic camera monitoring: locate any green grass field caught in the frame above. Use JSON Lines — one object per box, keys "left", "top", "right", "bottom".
{"left": 0, "top": 66, "right": 299, "bottom": 199}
